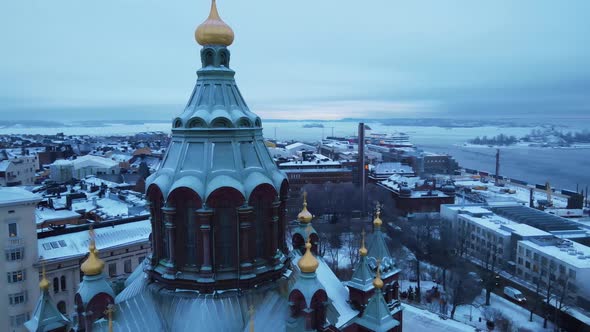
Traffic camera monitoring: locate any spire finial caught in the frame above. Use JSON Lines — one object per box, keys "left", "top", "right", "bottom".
{"left": 359, "top": 228, "right": 368, "bottom": 257}
{"left": 373, "top": 259, "right": 384, "bottom": 289}
{"left": 105, "top": 304, "right": 115, "bottom": 332}
{"left": 373, "top": 203, "right": 383, "bottom": 228}
{"left": 81, "top": 227, "right": 105, "bottom": 276}
{"left": 195, "top": 0, "right": 235, "bottom": 46}
{"left": 249, "top": 305, "right": 255, "bottom": 332}
{"left": 297, "top": 191, "right": 313, "bottom": 223}
{"left": 39, "top": 258, "right": 50, "bottom": 291}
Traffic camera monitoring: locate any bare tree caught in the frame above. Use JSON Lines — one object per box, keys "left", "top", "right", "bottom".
{"left": 553, "top": 275, "right": 573, "bottom": 330}
{"left": 446, "top": 266, "right": 482, "bottom": 320}
{"left": 480, "top": 247, "right": 498, "bottom": 306}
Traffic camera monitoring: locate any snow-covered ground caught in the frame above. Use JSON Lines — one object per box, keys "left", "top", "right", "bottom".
{"left": 454, "top": 292, "right": 554, "bottom": 331}
{"left": 404, "top": 304, "right": 474, "bottom": 332}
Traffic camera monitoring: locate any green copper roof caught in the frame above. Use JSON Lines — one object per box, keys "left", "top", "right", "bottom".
{"left": 25, "top": 289, "right": 70, "bottom": 332}
{"left": 347, "top": 255, "right": 374, "bottom": 291}
{"left": 354, "top": 289, "right": 400, "bottom": 332}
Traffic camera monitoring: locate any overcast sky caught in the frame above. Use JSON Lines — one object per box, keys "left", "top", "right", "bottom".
{"left": 1, "top": 0, "right": 589, "bottom": 120}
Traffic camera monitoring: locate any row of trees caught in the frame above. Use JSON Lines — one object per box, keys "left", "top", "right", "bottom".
{"left": 468, "top": 134, "right": 518, "bottom": 146}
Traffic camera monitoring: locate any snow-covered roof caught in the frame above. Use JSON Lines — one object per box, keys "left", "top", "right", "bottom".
{"left": 459, "top": 211, "right": 551, "bottom": 238}
{"left": 36, "top": 208, "right": 81, "bottom": 224}
{"left": 372, "top": 162, "right": 414, "bottom": 175}
{"left": 38, "top": 220, "right": 151, "bottom": 262}
{"left": 285, "top": 142, "right": 314, "bottom": 151}
{"left": 52, "top": 155, "right": 119, "bottom": 169}
{"left": 0, "top": 187, "right": 41, "bottom": 206}
{"left": 0, "top": 160, "right": 11, "bottom": 171}
{"left": 520, "top": 238, "right": 590, "bottom": 269}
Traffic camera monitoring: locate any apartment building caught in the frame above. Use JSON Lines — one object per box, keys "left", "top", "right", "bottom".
{"left": 516, "top": 237, "right": 590, "bottom": 305}
{"left": 0, "top": 155, "right": 37, "bottom": 187}
{"left": 0, "top": 187, "right": 42, "bottom": 332}
{"left": 441, "top": 204, "right": 551, "bottom": 270}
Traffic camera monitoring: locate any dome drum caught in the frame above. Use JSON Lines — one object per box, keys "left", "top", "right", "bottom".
{"left": 147, "top": 186, "right": 288, "bottom": 291}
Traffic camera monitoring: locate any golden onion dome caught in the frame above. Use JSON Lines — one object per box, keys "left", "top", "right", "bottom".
{"left": 373, "top": 260, "right": 384, "bottom": 289}
{"left": 298, "top": 241, "right": 319, "bottom": 274}
{"left": 373, "top": 207, "right": 383, "bottom": 228}
{"left": 297, "top": 192, "right": 313, "bottom": 223}
{"left": 195, "top": 0, "right": 234, "bottom": 46}
{"left": 81, "top": 229, "right": 105, "bottom": 276}
{"left": 359, "top": 229, "right": 368, "bottom": 257}
{"left": 39, "top": 277, "right": 50, "bottom": 291}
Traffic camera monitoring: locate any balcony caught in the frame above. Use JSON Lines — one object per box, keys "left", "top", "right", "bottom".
{"left": 5, "top": 237, "right": 24, "bottom": 248}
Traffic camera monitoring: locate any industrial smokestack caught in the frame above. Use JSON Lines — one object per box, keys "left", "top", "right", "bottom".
{"left": 359, "top": 123, "right": 366, "bottom": 218}
{"left": 529, "top": 188, "right": 534, "bottom": 208}
{"left": 495, "top": 149, "right": 500, "bottom": 186}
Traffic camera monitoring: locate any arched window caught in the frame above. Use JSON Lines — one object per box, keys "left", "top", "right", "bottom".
{"left": 214, "top": 206, "right": 238, "bottom": 270}
{"left": 53, "top": 277, "right": 59, "bottom": 293}
{"left": 168, "top": 187, "right": 202, "bottom": 268}
{"left": 57, "top": 301, "right": 66, "bottom": 314}
{"left": 249, "top": 185, "right": 276, "bottom": 260}
{"left": 208, "top": 187, "right": 244, "bottom": 271}
{"left": 147, "top": 185, "right": 165, "bottom": 262}
{"left": 60, "top": 276, "right": 66, "bottom": 291}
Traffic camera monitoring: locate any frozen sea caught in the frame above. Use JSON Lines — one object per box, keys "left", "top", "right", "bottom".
{"left": 1, "top": 119, "right": 588, "bottom": 191}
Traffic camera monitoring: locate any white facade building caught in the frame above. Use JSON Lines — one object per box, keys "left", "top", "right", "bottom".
{"left": 0, "top": 156, "right": 37, "bottom": 187}
{"left": 516, "top": 238, "right": 590, "bottom": 302}
{"left": 441, "top": 204, "right": 551, "bottom": 269}
{"left": 0, "top": 187, "right": 42, "bottom": 332}
{"left": 38, "top": 220, "right": 151, "bottom": 317}
{"left": 49, "top": 155, "right": 120, "bottom": 182}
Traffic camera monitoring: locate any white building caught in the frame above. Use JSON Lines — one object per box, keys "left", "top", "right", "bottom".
{"left": 441, "top": 204, "right": 551, "bottom": 269}
{"left": 516, "top": 237, "right": 590, "bottom": 302}
{"left": 38, "top": 220, "right": 151, "bottom": 317}
{"left": 49, "top": 155, "right": 120, "bottom": 182}
{"left": 0, "top": 187, "right": 42, "bottom": 332}
{"left": 0, "top": 156, "right": 37, "bottom": 187}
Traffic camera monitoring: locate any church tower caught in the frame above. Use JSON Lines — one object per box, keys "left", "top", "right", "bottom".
{"left": 145, "top": 0, "right": 289, "bottom": 292}
{"left": 73, "top": 229, "right": 115, "bottom": 332}
{"left": 25, "top": 262, "right": 70, "bottom": 332}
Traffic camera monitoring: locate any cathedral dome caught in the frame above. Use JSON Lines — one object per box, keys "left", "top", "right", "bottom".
{"left": 297, "top": 192, "right": 313, "bottom": 223}
{"left": 195, "top": 0, "right": 234, "bottom": 46}
{"left": 81, "top": 230, "right": 104, "bottom": 276}
{"left": 298, "top": 241, "right": 319, "bottom": 273}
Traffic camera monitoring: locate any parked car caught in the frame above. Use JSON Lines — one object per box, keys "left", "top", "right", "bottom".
{"left": 503, "top": 286, "right": 526, "bottom": 303}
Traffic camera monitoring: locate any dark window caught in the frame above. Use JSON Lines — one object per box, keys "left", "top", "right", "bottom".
{"left": 109, "top": 263, "right": 117, "bottom": 277}
{"left": 53, "top": 278, "right": 59, "bottom": 293}
{"left": 5, "top": 248, "right": 24, "bottom": 261}
{"left": 124, "top": 259, "right": 132, "bottom": 274}
{"left": 60, "top": 276, "right": 66, "bottom": 291}
{"left": 7, "top": 270, "right": 26, "bottom": 283}
{"left": 215, "top": 207, "right": 237, "bottom": 270}
{"left": 8, "top": 223, "right": 17, "bottom": 237}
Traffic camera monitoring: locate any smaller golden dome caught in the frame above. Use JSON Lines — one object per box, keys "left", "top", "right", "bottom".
{"left": 373, "top": 260, "right": 384, "bottom": 289}
{"left": 298, "top": 240, "right": 319, "bottom": 274}
{"left": 81, "top": 229, "right": 105, "bottom": 276}
{"left": 297, "top": 192, "right": 313, "bottom": 223}
{"left": 195, "top": 0, "right": 234, "bottom": 46}
{"left": 359, "top": 229, "right": 368, "bottom": 257}
{"left": 373, "top": 206, "right": 383, "bottom": 227}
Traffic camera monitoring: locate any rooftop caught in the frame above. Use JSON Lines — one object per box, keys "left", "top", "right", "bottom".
{"left": 0, "top": 187, "right": 41, "bottom": 206}
{"left": 521, "top": 238, "right": 590, "bottom": 269}
{"left": 38, "top": 219, "right": 151, "bottom": 262}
